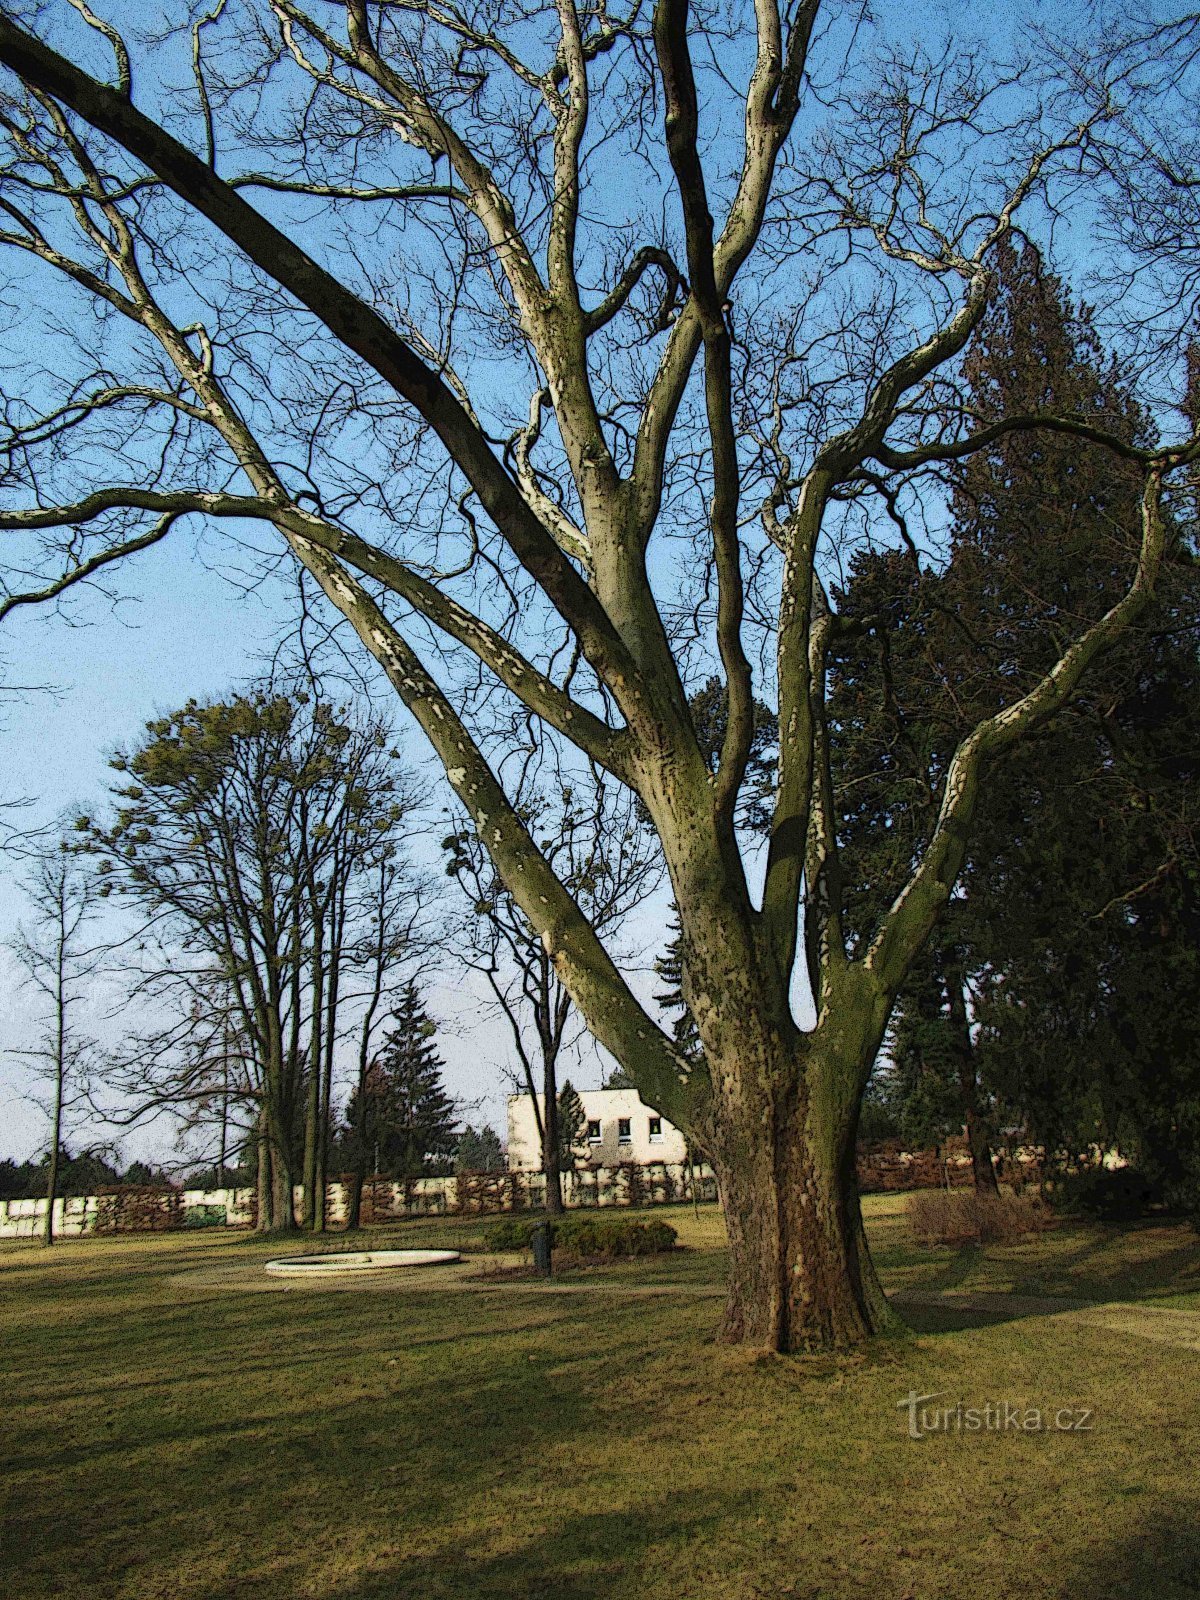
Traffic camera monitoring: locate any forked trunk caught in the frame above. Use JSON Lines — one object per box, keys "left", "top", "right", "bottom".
{"left": 707, "top": 1046, "right": 897, "bottom": 1352}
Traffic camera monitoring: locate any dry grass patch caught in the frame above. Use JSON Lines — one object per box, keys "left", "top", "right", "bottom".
{"left": 908, "top": 1187, "right": 1050, "bottom": 1247}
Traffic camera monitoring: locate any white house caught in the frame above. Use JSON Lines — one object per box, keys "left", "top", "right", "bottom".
{"left": 507, "top": 1086, "right": 689, "bottom": 1170}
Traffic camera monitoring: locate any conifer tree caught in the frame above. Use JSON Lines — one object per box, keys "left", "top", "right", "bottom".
{"left": 345, "top": 984, "right": 458, "bottom": 1182}
{"left": 830, "top": 242, "right": 1200, "bottom": 1196}
{"left": 555, "top": 1081, "right": 587, "bottom": 1173}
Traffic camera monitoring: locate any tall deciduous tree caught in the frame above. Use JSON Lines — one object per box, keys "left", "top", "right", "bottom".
{"left": 2, "top": 4, "right": 1200, "bottom": 1345}
{"left": 81, "top": 689, "right": 428, "bottom": 1231}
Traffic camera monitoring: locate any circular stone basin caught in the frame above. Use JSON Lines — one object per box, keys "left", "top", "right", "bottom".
{"left": 265, "top": 1249, "right": 461, "bottom": 1276}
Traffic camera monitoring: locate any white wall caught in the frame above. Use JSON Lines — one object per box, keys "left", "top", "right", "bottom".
{"left": 507, "top": 1087, "right": 689, "bottom": 1170}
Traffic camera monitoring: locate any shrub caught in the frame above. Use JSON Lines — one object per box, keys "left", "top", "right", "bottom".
{"left": 484, "top": 1216, "right": 538, "bottom": 1252}
{"left": 1051, "top": 1166, "right": 1159, "bottom": 1222}
{"left": 182, "top": 1204, "right": 227, "bottom": 1228}
{"left": 908, "top": 1189, "right": 1047, "bottom": 1248}
{"left": 484, "top": 1214, "right": 677, "bottom": 1258}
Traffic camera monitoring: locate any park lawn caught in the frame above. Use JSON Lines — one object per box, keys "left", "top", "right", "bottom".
{"left": 0, "top": 1200, "right": 1196, "bottom": 1600}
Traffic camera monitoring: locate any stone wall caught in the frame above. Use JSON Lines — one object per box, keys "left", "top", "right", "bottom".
{"left": 0, "top": 1144, "right": 1045, "bottom": 1237}
{"left": 0, "top": 1163, "right": 719, "bottom": 1237}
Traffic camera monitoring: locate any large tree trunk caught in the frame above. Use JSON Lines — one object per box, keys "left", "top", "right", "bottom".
{"left": 963, "top": 1102, "right": 999, "bottom": 1197}
{"left": 269, "top": 1136, "right": 297, "bottom": 1231}
{"left": 255, "top": 1113, "right": 271, "bottom": 1234}
{"left": 301, "top": 1061, "right": 320, "bottom": 1229}
{"left": 708, "top": 1061, "right": 896, "bottom": 1351}
{"left": 313, "top": 1005, "right": 336, "bottom": 1235}
{"left": 345, "top": 1167, "right": 364, "bottom": 1231}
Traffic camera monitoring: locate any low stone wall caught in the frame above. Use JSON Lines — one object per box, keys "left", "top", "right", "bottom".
{"left": 0, "top": 1163, "right": 720, "bottom": 1237}
{"left": 856, "top": 1140, "right": 1043, "bottom": 1193}
{"left": 0, "top": 1144, "right": 1046, "bottom": 1237}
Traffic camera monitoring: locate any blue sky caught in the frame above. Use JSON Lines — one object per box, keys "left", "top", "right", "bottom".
{"left": 0, "top": 528, "right": 639, "bottom": 1165}
{"left": 0, "top": 0, "right": 1175, "bottom": 1165}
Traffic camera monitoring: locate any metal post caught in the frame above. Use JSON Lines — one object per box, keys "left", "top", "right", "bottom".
{"left": 530, "top": 1219, "right": 553, "bottom": 1276}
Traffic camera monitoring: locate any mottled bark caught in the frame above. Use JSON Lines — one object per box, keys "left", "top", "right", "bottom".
{"left": 706, "top": 1038, "right": 896, "bottom": 1351}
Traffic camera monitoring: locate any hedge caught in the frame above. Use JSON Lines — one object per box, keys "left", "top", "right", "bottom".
{"left": 486, "top": 1214, "right": 677, "bottom": 1258}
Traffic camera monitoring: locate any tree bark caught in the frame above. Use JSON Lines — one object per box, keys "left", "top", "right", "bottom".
{"left": 943, "top": 957, "right": 1000, "bottom": 1196}
{"left": 269, "top": 1134, "right": 297, "bottom": 1232}
{"left": 255, "top": 1113, "right": 271, "bottom": 1234}
{"left": 709, "top": 1064, "right": 896, "bottom": 1352}
{"left": 963, "top": 1101, "right": 999, "bottom": 1197}
{"left": 542, "top": 1087, "right": 564, "bottom": 1216}
{"left": 301, "top": 1056, "right": 320, "bottom": 1229}
{"left": 345, "top": 1167, "right": 364, "bottom": 1231}
{"left": 42, "top": 1065, "right": 63, "bottom": 1248}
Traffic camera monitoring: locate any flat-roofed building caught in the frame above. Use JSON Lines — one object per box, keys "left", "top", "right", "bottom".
{"left": 507, "top": 1086, "right": 688, "bottom": 1170}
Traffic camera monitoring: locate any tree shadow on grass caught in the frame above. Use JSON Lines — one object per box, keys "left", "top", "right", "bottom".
{"left": 999, "top": 1223, "right": 1200, "bottom": 1306}
{"left": 203, "top": 1490, "right": 747, "bottom": 1600}
{"left": 1048, "top": 1505, "right": 1200, "bottom": 1600}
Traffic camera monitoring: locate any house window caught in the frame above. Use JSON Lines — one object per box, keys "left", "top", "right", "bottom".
{"left": 648, "top": 1117, "right": 662, "bottom": 1142}
{"left": 617, "top": 1117, "right": 632, "bottom": 1143}
{"left": 586, "top": 1120, "right": 602, "bottom": 1144}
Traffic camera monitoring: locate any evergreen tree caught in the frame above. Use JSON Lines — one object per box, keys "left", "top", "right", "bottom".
{"left": 454, "top": 1125, "right": 505, "bottom": 1174}
{"left": 829, "top": 241, "right": 1200, "bottom": 1200}
{"left": 344, "top": 984, "right": 459, "bottom": 1180}
{"left": 555, "top": 1081, "right": 587, "bottom": 1172}
{"left": 601, "top": 1066, "right": 635, "bottom": 1089}
{"left": 654, "top": 912, "right": 704, "bottom": 1068}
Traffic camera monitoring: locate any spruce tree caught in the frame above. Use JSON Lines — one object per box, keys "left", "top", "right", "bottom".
{"left": 346, "top": 984, "right": 459, "bottom": 1179}
{"left": 555, "top": 1081, "right": 586, "bottom": 1172}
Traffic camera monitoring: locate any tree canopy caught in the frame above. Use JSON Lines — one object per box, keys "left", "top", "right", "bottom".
{"left": 79, "top": 686, "right": 430, "bottom": 1229}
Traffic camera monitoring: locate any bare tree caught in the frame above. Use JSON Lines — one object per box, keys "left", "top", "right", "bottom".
{"left": 444, "top": 764, "right": 661, "bottom": 1212}
{"left": 0, "top": 3, "right": 1198, "bottom": 1345}
{"left": 8, "top": 835, "right": 104, "bottom": 1244}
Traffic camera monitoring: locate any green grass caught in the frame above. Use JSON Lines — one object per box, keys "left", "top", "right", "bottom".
{"left": 2, "top": 1198, "right": 1198, "bottom": 1600}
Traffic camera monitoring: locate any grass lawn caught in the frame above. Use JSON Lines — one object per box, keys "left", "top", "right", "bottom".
{"left": 1, "top": 1197, "right": 1198, "bottom": 1600}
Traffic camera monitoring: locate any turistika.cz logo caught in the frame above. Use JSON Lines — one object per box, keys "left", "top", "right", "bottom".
{"left": 898, "top": 1390, "right": 1095, "bottom": 1439}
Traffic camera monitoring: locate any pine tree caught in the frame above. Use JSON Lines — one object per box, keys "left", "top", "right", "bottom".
{"left": 454, "top": 1125, "right": 505, "bottom": 1174}
{"left": 555, "top": 1081, "right": 586, "bottom": 1172}
{"left": 654, "top": 911, "right": 704, "bottom": 1067}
